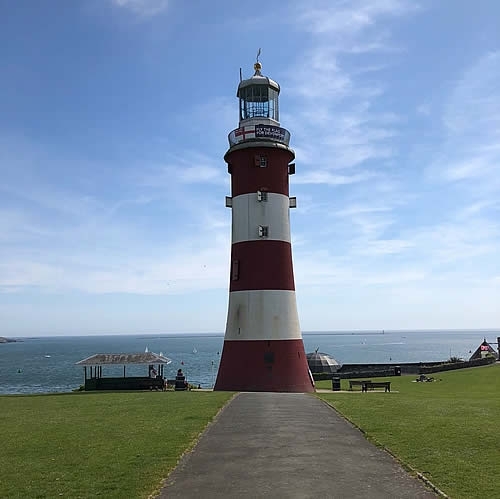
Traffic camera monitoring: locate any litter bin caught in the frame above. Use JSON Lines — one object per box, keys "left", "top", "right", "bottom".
{"left": 331, "top": 376, "right": 341, "bottom": 391}
{"left": 394, "top": 366, "right": 401, "bottom": 376}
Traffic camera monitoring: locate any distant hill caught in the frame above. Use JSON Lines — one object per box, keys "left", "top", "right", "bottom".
{"left": 0, "top": 337, "right": 18, "bottom": 343}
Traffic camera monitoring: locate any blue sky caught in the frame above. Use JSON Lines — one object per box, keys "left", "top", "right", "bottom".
{"left": 1, "top": 0, "right": 499, "bottom": 336}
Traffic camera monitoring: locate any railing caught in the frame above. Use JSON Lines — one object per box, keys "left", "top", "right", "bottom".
{"left": 228, "top": 124, "right": 290, "bottom": 147}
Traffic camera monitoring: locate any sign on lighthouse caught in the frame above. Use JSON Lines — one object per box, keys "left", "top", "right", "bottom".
{"left": 214, "top": 57, "right": 315, "bottom": 393}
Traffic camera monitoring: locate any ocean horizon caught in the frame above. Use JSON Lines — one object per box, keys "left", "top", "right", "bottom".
{"left": 1, "top": 329, "right": 498, "bottom": 395}
{"left": 6, "top": 327, "right": 500, "bottom": 339}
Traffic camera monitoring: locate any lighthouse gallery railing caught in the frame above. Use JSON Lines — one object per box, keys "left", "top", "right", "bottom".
{"left": 228, "top": 124, "right": 290, "bottom": 147}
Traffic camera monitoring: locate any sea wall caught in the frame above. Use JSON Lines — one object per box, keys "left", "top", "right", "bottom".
{"left": 417, "top": 357, "right": 496, "bottom": 374}
{"left": 312, "top": 357, "right": 496, "bottom": 380}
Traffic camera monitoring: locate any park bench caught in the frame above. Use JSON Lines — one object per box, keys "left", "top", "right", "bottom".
{"left": 362, "top": 381, "right": 391, "bottom": 392}
{"left": 349, "top": 380, "right": 372, "bottom": 391}
{"left": 164, "top": 379, "right": 188, "bottom": 391}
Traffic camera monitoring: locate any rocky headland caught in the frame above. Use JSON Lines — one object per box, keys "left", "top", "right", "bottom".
{"left": 0, "top": 336, "right": 19, "bottom": 343}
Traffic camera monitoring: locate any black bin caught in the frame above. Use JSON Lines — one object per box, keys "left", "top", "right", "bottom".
{"left": 394, "top": 366, "right": 401, "bottom": 376}
{"left": 331, "top": 376, "right": 341, "bottom": 391}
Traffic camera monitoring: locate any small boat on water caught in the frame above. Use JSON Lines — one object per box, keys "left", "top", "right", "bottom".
{"left": 44, "top": 355, "right": 51, "bottom": 358}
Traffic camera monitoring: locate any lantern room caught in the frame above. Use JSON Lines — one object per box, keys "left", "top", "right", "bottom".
{"left": 238, "top": 62, "right": 280, "bottom": 125}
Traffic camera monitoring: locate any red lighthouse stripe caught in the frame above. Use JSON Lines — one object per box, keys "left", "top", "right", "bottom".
{"left": 214, "top": 339, "right": 315, "bottom": 392}
{"left": 229, "top": 240, "right": 295, "bottom": 292}
{"left": 227, "top": 147, "right": 294, "bottom": 197}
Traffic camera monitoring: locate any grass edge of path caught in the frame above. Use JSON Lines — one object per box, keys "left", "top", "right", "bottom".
{"left": 313, "top": 394, "right": 449, "bottom": 498}
{"left": 149, "top": 392, "right": 239, "bottom": 498}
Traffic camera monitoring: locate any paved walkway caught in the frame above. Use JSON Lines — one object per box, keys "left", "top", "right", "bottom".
{"left": 158, "top": 392, "right": 437, "bottom": 498}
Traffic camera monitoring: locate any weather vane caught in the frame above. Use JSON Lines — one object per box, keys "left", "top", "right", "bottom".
{"left": 256, "top": 48, "right": 261, "bottom": 63}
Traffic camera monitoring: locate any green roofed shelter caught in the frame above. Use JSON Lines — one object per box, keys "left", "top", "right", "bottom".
{"left": 76, "top": 352, "right": 172, "bottom": 391}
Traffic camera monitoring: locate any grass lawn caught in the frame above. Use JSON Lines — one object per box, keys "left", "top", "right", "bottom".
{"left": 0, "top": 391, "right": 233, "bottom": 498}
{"left": 317, "top": 364, "right": 500, "bottom": 499}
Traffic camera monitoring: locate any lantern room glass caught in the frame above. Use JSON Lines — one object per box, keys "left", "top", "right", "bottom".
{"left": 239, "top": 85, "right": 279, "bottom": 121}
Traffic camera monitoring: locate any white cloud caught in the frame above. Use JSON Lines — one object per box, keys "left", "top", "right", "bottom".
{"left": 139, "top": 152, "right": 226, "bottom": 188}
{"left": 434, "top": 51, "right": 500, "bottom": 185}
{"left": 0, "top": 136, "right": 231, "bottom": 296}
{"left": 0, "top": 215, "right": 231, "bottom": 295}
{"left": 356, "top": 238, "right": 414, "bottom": 256}
{"left": 410, "top": 220, "right": 499, "bottom": 264}
{"left": 457, "top": 200, "right": 499, "bottom": 218}
{"left": 416, "top": 103, "right": 431, "bottom": 116}
{"left": 280, "top": 0, "right": 414, "bottom": 192}
{"left": 295, "top": 170, "right": 376, "bottom": 185}
{"left": 282, "top": 10, "right": 499, "bottom": 314}
{"left": 111, "top": 0, "right": 169, "bottom": 17}
{"left": 296, "top": 0, "right": 418, "bottom": 39}
{"left": 294, "top": 248, "right": 426, "bottom": 289}
{"left": 335, "top": 204, "right": 393, "bottom": 218}
{"left": 178, "top": 165, "right": 223, "bottom": 184}
{"left": 0, "top": 238, "right": 230, "bottom": 295}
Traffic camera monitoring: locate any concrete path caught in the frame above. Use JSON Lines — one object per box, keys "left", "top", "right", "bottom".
{"left": 158, "top": 392, "right": 437, "bottom": 498}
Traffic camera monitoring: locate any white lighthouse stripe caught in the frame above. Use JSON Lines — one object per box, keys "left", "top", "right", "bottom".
{"left": 224, "top": 289, "right": 301, "bottom": 341}
{"left": 231, "top": 193, "right": 291, "bottom": 244}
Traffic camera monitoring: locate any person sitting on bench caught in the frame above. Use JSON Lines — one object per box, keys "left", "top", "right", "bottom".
{"left": 175, "top": 368, "right": 188, "bottom": 391}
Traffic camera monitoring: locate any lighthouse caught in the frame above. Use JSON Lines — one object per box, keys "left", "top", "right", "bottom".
{"left": 214, "top": 58, "right": 314, "bottom": 393}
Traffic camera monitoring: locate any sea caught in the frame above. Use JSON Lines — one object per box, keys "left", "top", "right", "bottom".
{"left": 1, "top": 330, "right": 498, "bottom": 395}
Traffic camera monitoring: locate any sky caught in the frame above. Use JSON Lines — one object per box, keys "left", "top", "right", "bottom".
{"left": 1, "top": 0, "right": 499, "bottom": 336}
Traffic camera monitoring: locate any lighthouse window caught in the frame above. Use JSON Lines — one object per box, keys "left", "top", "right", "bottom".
{"left": 258, "top": 225, "right": 269, "bottom": 238}
{"left": 231, "top": 260, "right": 239, "bottom": 281}
{"left": 257, "top": 190, "right": 268, "bottom": 202}
{"left": 254, "top": 155, "right": 267, "bottom": 167}
{"left": 239, "top": 86, "right": 279, "bottom": 121}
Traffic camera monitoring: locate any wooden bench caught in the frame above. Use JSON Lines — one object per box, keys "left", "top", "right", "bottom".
{"left": 362, "top": 381, "right": 391, "bottom": 392}
{"left": 349, "top": 380, "right": 372, "bottom": 391}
